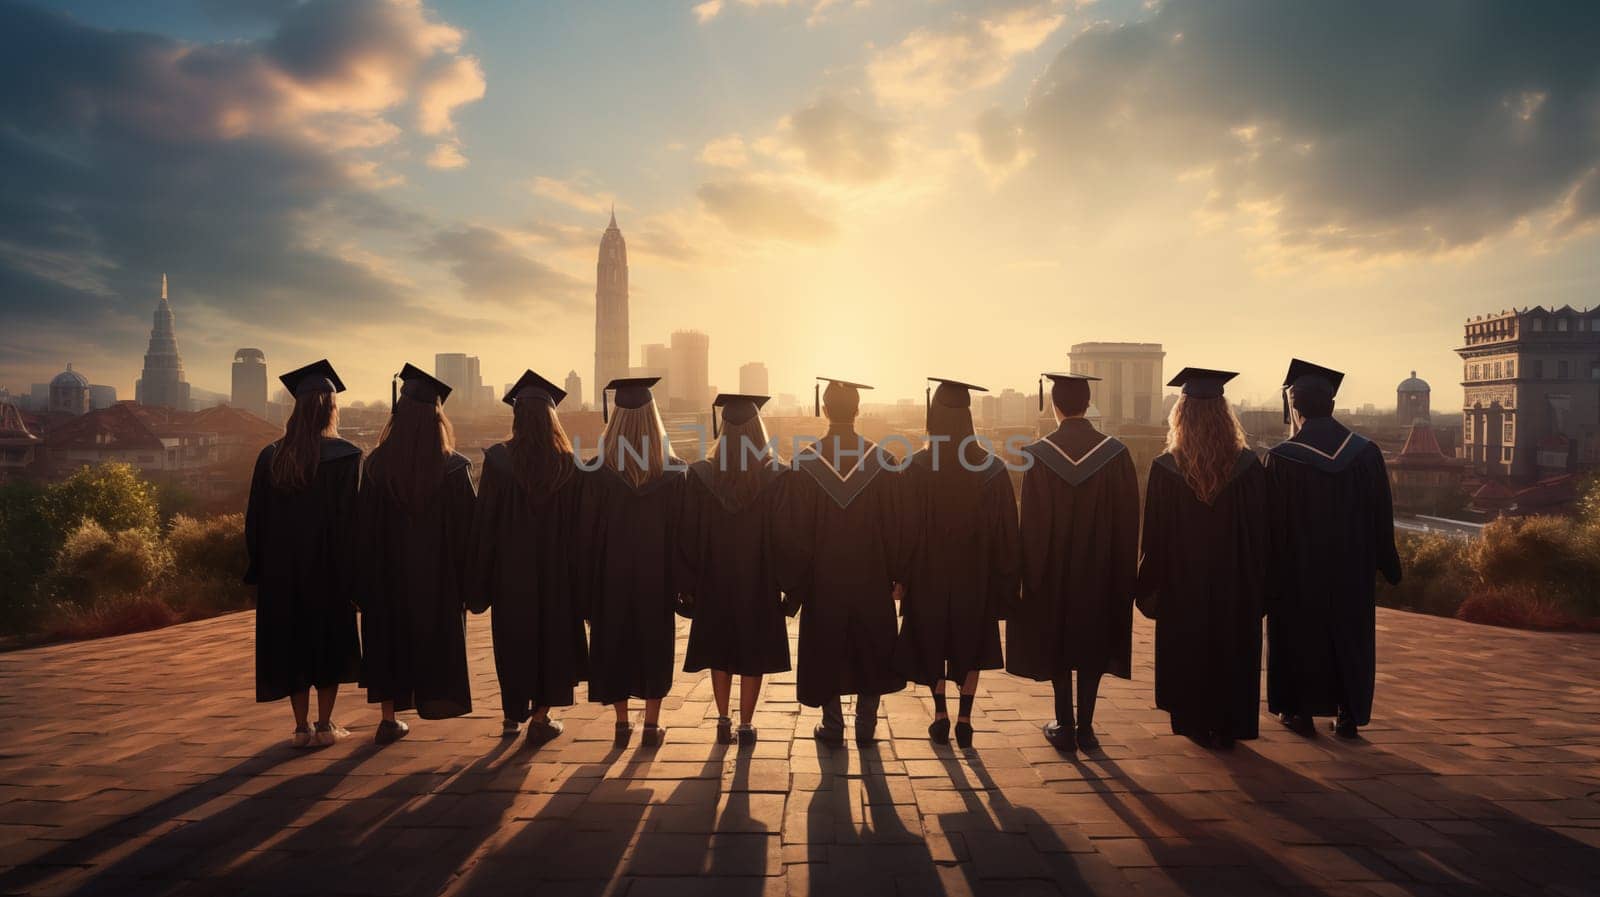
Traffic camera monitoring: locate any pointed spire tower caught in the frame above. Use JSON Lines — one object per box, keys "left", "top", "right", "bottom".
{"left": 135, "top": 274, "right": 192, "bottom": 410}
{"left": 594, "top": 208, "right": 630, "bottom": 399}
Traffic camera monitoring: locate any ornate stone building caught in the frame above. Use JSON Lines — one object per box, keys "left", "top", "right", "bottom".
{"left": 135, "top": 275, "right": 192, "bottom": 410}
{"left": 1389, "top": 419, "right": 1466, "bottom": 514}
{"left": 48, "top": 364, "right": 90, "bottom": 415}
{"left": 1457, "top": 305, "right": 1600, "bottom": 480}
{"left": 1396, "top": 371, "right": 1430, "bottom": 424}
{"left": 1066, "top": 342, "right": 1166, "bottom": 428}
{"left": 594, "top": 209, "right": 630, "bottom": 399}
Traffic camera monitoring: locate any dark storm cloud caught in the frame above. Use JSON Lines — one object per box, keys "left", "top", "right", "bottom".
{"left": 0, "top": 0, "right": 480, "bottom": 357}
{"left": 1017, "top": 0, "right": 1600, "bottom": 253}
{"left": 421, "top": 226, "right": 587, "bottom": 307}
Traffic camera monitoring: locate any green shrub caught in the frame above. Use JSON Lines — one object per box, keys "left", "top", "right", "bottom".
{"left": 47, "top": 520, "right": 170, "bottom": 606}
{"left": 40, "top": 592, "right": 179, "bottom": 643}
{"left": 1470, "top": 516, "right": 1600, "bottom": 619}
{"left": 1377, "top": 532, "right": 1473, "bottom": 617}
{"left": 168, "top": 513, "right": 246, "bottom": 578}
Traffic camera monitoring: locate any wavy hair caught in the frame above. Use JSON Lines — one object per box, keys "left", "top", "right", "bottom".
{"left": 709, "top": 413, "right": 774, "bottom": 506}
{"left": 1165, "top": 394, "right": 1246, "bottom": 504}
{"left": 599, "top": 401, "right": 669, "bottom": 488}
{"left": 508, "top": 399, "right": 575, "bottom": 496}
{"left": 270, "top": 390, "right": 337, "bottom": 491}
{"left": 365, "top": 394, "right": 456, "bottom": 510}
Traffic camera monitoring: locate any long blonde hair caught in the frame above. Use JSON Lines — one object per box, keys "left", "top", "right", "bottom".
{"left": 600, "top": 401, "right": 670, "bottom": 487}
{"left": 1165, "top": 395, "right": 1246, "bottom": 504}
{"left": 709, "top": 413, "right": 775, "bottom": 506}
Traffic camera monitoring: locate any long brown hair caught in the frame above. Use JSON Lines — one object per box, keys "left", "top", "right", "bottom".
{"left": 270, "top": 391, "right": 337, "bottom": 491}
{"left": 599, "top": 402, "right": 669, "bottom": 488}
{"left": 926, "top": 401, "right": 986, "bottom": 471}
{"left": 1166, "top": 394, "right": 1246, "bottom": 504}
{"left": 508, "top": 399, "right": 575, "bottom": 496}
{"left": 709, "top": 413, "right": 774, "bottom": 507}
{"left": 365, "top": 394, "right": 456, "bottom": 509}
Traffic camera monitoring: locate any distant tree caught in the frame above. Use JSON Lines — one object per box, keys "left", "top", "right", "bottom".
{"left": 46, "top": 463, "right": 160, "bottom": 537}
{"left": 0, "top": 479, "right": 55, "bottom": 630}
{"left": 1578, "top": 471, "right": 1600, "bottom": 528}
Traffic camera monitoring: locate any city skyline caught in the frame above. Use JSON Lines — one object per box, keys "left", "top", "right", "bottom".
{"left": 2, "top": 2, "right": 1599, "bottom": 410}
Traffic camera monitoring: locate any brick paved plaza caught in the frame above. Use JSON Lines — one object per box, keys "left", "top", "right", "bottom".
{"left": 0, "top": 610, "right": 1596, "bottom": 896}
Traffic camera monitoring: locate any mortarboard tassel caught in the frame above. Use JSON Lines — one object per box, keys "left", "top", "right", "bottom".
{"left": 602, "top": 388, "right": 609, "bottom": 423}
{"left": 1281, "top": 387, "right": 1290, "bottom": 426}
{"left": 391, "top": 373, "right": 398, "bottom": 413}
{"left": 1038, "top": 376, "right": 1044, "bottom": 413}
{"left": 814, "top": 383, "right": 820, "bottom": 418}
{"left": 713, "top": 408, "right": 720, "bottom": 439}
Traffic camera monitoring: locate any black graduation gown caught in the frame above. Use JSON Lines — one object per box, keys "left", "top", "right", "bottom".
{"left": 468, "top": 444, "right": 588, "bottom": 719}
{"left": 778, "top": 433, "right": 908, "bottom": 707}
{"left": 1006, "top": 418, "right": 1140, "bottom": 681}
{"left": 892, "top": 447, "right": 1019, "bottom": 686}
{"left": 356, "top": 452, "right": 475, "bottom": 719}
{"left": 1136, "top": 450, "right": 1269, "bottom": 740}
{"left": 1263, "top": 417, "right": 1401, "bottom": 726}
{"left": 244, "top": 437, "right": 364, "bottom": 703}
{"left": 677, "top": 459, "right": 792, "bottom": 676}
{"left": 581, "top": 462, "right": 686, "bottom": 704}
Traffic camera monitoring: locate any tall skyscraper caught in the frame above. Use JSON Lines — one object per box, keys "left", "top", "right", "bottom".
{"left": 1067, "top": 342, "right": 1166, "bottom": 429}
{"left": 564, "top": 370, "right": 583, "bottom": 410}
{"left": 639, "top": 342, "right": 671, "bottom": 401}
{"left": 739, "top": 362, "right": 769, "bottom": 396}
{"left": 669, "top": 330, "right": 710, "bottom": 411}
{"left": 434, "top": 352, "right": 486, "bottom": 410}
{"left": 594, "top": 208, "right": 630, "bottom": 397}
{"left": 232, "top": 348, "right": 268, "bottom": 419}
{"left": 135, "top": 274, "right": 192, "bottom": 410}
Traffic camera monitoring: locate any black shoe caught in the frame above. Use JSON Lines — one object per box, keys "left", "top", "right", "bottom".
{"left": 855, "top": 728, "right": 878, "bottom": 747}
{"left": 501, "top": 719, "right": 521, "bottom": 738}
{"left": 812, "top": 724, "right": 844, "bottom": 748}
{"left": 1043, "top": 721, "right": 1076, "bottom": 753}
{"left": 1333, "top": 716, "right": 1359, "bottom": 739}
{"left": 640, "top": 725, "right": 666, "bottom": 748}
{"left": 1279, "top": 713, "right": 1316, "bottom": 737}
{"left": 737, "top": 725, "right": 757, "bottom": 746}
{"left": 716, "top": 716, "right": 735, "bottom": 745}
{"left": 614, "top": 720, "right": 635, "bottom": 745}
{"left": 374, "top": 719, "right": 409, "bottom": 745}
{"left": 1075, "top": 727, "right": 1100, "bottom": 751}
{"left": 928, "top": 717, "right": 951, "bottom": 745}
{"left": 954, "top": 721, "right": 974, "bottom": 749}
{"left": 527, "top": 718, "right": 564, "bottom": 744}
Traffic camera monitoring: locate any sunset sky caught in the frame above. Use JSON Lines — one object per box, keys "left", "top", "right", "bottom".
{"left": 3, "top": 0, "right": 1598, "bottom": 410}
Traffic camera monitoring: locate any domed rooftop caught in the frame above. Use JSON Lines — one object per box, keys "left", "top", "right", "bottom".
{"left": 1397, "top": 370, "right": 1430, "bottom": 393}
{"left": 51, "top": 364, "right": 89, "bottom": 388}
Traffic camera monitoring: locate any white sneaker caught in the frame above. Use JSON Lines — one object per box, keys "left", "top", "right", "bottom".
{"left": 291, "top": 726, "right": 313, "bottom": 748}
{"left": 313, "top": 722, "right": 350, "bottom": 746}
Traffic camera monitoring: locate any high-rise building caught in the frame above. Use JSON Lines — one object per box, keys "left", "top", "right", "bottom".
{"left": 739, "top": 362, "right": 769, "bottom": 396}
{"left": 48, "top": 364, "right": 90, "bottom": 415}
{"left": 1458, "top": 306, "right": 1600, "bottom": 479}
{"left": 594, "top": 209, "right": 630, "bottom": 399}
{"left": 232, "top": 348, "right": 268, "bottom": 419}
{"left": 564, "top": 370, "right": 583, "bottom": 410}
{"left": 669, "top": 330, "right": 710, "bottom": 412}
{"left": 1067, "top": 342, "right": 1165, "bottom": 429}
{"left": 88, "top": 385, "right": 117, "bottom": 410}
{"left": 434, "top": 352, "right": 486, "bottom": 410}
{"left": 641, "top": 343, "right": 672, "bottom": 401}
{"left": 135, "top": 274, "right": 192, "bottom": 410}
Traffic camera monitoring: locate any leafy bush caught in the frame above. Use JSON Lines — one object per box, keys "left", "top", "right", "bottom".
{"left": 40, "top": 593, "right": 180, "bottom": 643}
{"left": 168, "top": 513, "right": 246, "bottom": 578}
{"left": 1377, "top": 532, "right": 1473, "bottom": 618}
{"left": 1457, "top": 585, "right": 1598, "bottom": 632}
{"left": 1470, "top": 516, "right": 1600, "bottom": 619}
{"left": 47, "top": 521, "right": 170, "bottom": 605}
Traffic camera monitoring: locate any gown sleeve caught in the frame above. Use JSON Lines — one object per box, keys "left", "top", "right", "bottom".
{"left": 1110, "top": 451, "right": 1141, "bottom": 636}
{"left": 330, "top": 452, "right": 362, "bottom": 603}
{"left": 1017, "top": 465, "right": 1053, "bottom": 605}
{"left": 775, "top": 468, "right": 814, "bottom": 617}
{"left": 1135, "top": 463, "right": 1170, "bottom": 620}
{"left": 573, "top": 470, "right": 606, "bottom": 622}
{"left": 466, "top": 457, "right": 502, "bottom": 615}
{"left": 352, "top": 466, "right": 382, "bottom": 613}
{"left": 985, "top": 470, "right": 1021, "bottom": 622}
{"left": 242, "top": 447, "right": 270, "bottom": 586}
{"left": 1369, "top": 449, "right": 1403, "bottom": 586}
{"left": 675, "top": 474, "right": 704, "bottom": 602}
{"left": 444, "top": 462, "right": 478, "bottom": 611}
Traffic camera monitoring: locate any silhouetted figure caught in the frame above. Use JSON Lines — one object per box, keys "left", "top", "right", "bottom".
{"left": 1265, "top": 359, "right": 1402, "bottom": 739}
{"left": 893, "top": 378, "right": 1019, "bottom": 749}
{"left": 585, "top": 376, "right": 685, "bottom": 747}
{"left": 780, "top": 377, "right": 907, "bottom": 746}
{"left": 676, "top": 393, "right": 791, "bottom": 745}
{"left": 357, "top": 364, "right": 475, "bottom": 744}
{"left": 1136, "top": 368, "right": 1269, "bottom": 748}
{"left": 244, "top": 359, "right": 362, "bottom": 748}
{"left": 469, "top": 370, "right": 587, "bottom": 744}
{"left": 1007, "top": 372, "right": 1139, "bottom": 753}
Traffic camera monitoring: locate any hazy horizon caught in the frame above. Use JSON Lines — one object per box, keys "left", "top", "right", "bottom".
{"left": 3, "top": 0, "right": 1598, "bottom": 411}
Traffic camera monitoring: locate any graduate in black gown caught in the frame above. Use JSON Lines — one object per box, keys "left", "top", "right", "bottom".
{"left": 893, "top": 378, "right": 1019, "bottom": 749}
{"left": 245, "top": 359, "right": 363, "bottom": 748}
{"left": 357, "top": 364, "right": 476, "bottom": 744}
{"left": 677, "top": 393, "right": 791, "bottom": 745}
{"left": 780, "top": 377, "right": 907, "bottom": 747}
{"left": 1136, "top": 368, "right": 1270, "bottom": 748}
{"left": 1265, "top": 359, "right": 1402, "bottom": 739}
{"left": 1006, "top": 372, "right": 1140, "bottom": 753}
{"left": 469, "top": 370, "right": 587, "bottom": 744}
{"left": 585, "top": 377, "right": 686, "bottom": 747}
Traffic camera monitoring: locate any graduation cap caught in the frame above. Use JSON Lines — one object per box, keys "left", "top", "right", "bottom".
{"left": 1038, "top": 372, "right": 1100, "bottom": 412}
{"left": 392, "top": 362, "right": 452, "bottom": 411}
{"left": 504, "top": 369, "right": 566, "bottom": 408}
{"left": 814, "top": 377, "right": 873, "bottom": 417}
{"left": 279, "top": 359, "right": 345, "bottom": 398}
{"left": 1281, "top": 358, "right": 1345, "bottom": 424}
{"left": 603, "top": 376, "right": 660, "bottom": 422}
{"left": 1166, "top": 367, "right": 1238, "bottom": 400}
{"left": 711, "top": 393, "right": 769, "bottom": 438}
{"left": 926, "top": 377, "right": 986, "bottom": 412}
